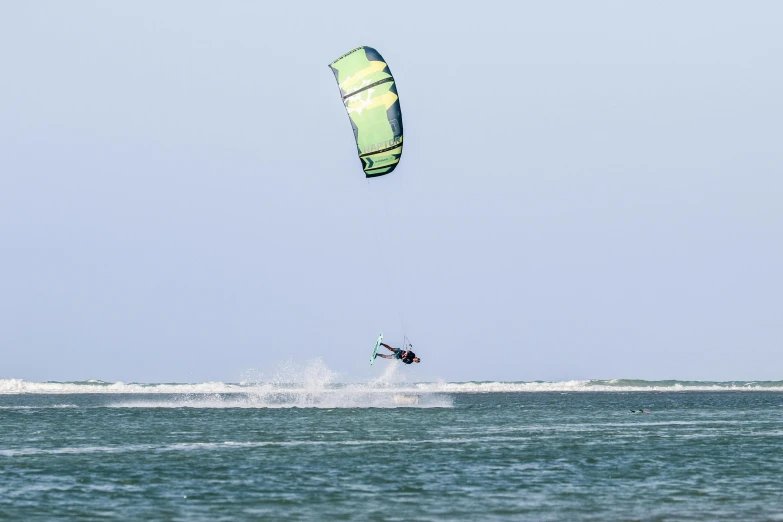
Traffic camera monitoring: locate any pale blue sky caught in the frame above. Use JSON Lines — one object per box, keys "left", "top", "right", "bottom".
{"left": 1, "top": 1, "right": 781, "bottom": 383}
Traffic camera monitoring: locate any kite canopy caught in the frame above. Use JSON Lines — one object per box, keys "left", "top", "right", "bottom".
{"left": 329, "top": 46, "right": 403, "bottom": 177}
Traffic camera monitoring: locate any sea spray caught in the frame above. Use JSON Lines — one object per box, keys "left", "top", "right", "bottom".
{"left": 97, "top": 358, "right": 452, "bottom": 408}
{"left": 239, "top": 358, "right": 451, "bottom": 408}
{"left": 369, "top": 358, "right": 403, "bottom": 388}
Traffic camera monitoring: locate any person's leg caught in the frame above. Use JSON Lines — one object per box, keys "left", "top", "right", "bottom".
{"left": 376, "top": 354, "right": 392, "bottom": 359}
{"left": 380, "top": 343, "right": 395, "bottom": 352}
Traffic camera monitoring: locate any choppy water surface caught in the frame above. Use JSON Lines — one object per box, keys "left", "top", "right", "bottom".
{"left": 2, "top": 380, "right": 783, "bottom": 520}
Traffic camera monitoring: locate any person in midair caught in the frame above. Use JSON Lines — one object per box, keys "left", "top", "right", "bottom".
{"left": 375, "top": 343, "right": 421, "bottom": 364}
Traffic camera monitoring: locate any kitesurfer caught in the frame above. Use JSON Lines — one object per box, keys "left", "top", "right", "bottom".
{"left": 376, "top": 343, "right": 420, "bottom": 364}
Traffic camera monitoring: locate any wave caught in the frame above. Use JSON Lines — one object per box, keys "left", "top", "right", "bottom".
{"left": 414, "top": 379, "right": 783, "bottom": 393}
{"left": 3, "top": 359, "right": 782, "bottom": 400}
{"left": 0, "top": 436, "right": 559, "bottom": 458}
{"left": 2, "top": 378, "right": 783, "bottom": 395}
{"left": 0, "top": 360, "right": 449, "bottom": 408}
{"left": 0, "top": 379, "right": 245, "bottom": 395}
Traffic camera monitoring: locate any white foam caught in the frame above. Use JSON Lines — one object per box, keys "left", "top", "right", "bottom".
{"left": 0, "top": 360, "right": 451, "bottom": 408}
{"left": 0, "top": 436, "right": 549, "bottom": 458}
{"left": 0, "top": 378, "right": 243, "bottom": 395}
{"left": 0, "top": 404, "right": 78, "bottom": 409}
{"left": 3, "top": 366, "right": 782, "bottom": 399}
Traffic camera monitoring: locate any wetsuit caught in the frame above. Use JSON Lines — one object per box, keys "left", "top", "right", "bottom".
{"left": 379, "top": 344, "right": 416, "bottom": 364}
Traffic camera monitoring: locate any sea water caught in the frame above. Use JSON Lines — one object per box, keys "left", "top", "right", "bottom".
{"left": 2, "top": 368, "right": 783, "bottom": 520}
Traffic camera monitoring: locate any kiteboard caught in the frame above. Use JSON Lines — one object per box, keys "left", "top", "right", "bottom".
{"left": 370, "top": 333, "right": 383, "bottom": 365}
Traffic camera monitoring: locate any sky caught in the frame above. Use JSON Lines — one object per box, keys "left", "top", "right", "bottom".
{"left": 1, "top": 1, "right": 781, "bottom": 383}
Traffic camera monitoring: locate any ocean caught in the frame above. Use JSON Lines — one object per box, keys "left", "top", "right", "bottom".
{"left": 2, "top": 369, "right": 783, "bottom": 520}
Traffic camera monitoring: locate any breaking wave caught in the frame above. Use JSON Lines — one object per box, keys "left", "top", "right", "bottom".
{"left": 3, "top": 358, "right": 783, "bottom": 404}
{"left": 416, "top": 379, "right": 783, "bottom": 393}
{"left": 2, "top": 380, "right": 783, "bottom": 396}
{"left": 0, "top": 360, "right": 451, "bottom": 408}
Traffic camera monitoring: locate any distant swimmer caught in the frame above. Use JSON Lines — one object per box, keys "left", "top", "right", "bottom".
{"left": 375, "top": 343, "right": 421, "bottom": 364}
{"left": 630, "top": 409, "right": 651, "bottom": 414}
